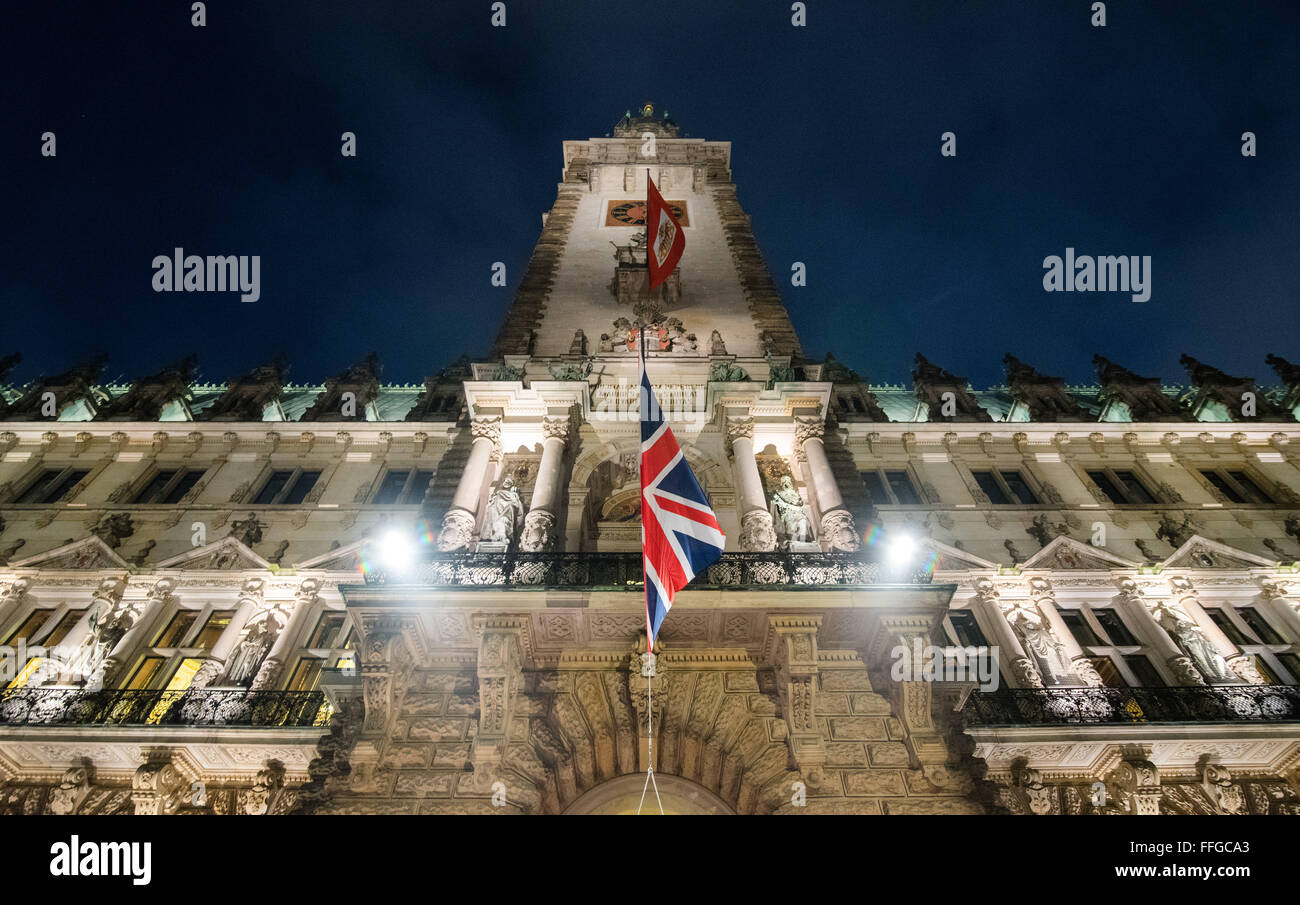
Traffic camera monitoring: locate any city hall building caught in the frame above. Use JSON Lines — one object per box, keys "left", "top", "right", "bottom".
{"left": 1, "top": 106, "right": 1298, "bottom": 815}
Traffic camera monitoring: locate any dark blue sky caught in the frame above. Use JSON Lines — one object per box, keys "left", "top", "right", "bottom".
{"left": 3, "top": 1, "right": 1296, "bottom": 389}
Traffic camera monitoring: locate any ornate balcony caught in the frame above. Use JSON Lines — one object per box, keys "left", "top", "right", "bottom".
{"left": 0, "top": 687, "right": 330, "bottom": 728}
{"left": 360, "top": 550, "right": 933, "bottom": 589}
{"left": 967, "top": 685, "right": 1300, "bottom": 726}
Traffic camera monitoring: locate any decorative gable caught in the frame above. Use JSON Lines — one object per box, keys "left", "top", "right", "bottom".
{"left": 1020, "top": 535, "right": 1138, "bottom": 571}
{"left": 154, "top": 537, "right": 272, "bottom": 571}
{"left": 9, "top": 536, "right": 130, "bottom": 571}
{"left": 1163, "top": 536, "right": 1276, "bottom": 571}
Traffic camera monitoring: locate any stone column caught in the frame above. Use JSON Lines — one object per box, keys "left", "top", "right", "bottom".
{"left": 727, "top": 417, "right": 775, "bottom": 551}
{"left": 970, "top": 580, "right": 1038, "bottom": 688}
{"left": 1261, "top": 579, "right": 1300, "bottom": 644}
{"left": 794, "top": 417, "right": 859, "bottom": 551}
{"left": 1116, "top": 580, "right": 1205, "bottom": 686}
{"left": 1033, "top": 593, "right": 1104, "bottom": 686}
{"left": 251, "top": 579, "right": 321, "bottom": 690}
{"left": 521, "top": 417, "right": 570, "bottom": 551}
{"left": 99, "top": 578, "right": 166, "bottom": 687}
{"left": 438, "top": 417, "right": 501, "bottom": 551}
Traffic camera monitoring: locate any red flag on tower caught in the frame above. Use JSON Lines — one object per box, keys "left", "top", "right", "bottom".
{"left": 646, "top": 174, "right": 685, "bottom": 289}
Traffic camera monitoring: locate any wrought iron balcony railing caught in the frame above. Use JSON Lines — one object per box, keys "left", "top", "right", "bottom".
{"left": 967, "top": 685, "right": 1300, "bottom": 726}
{"left": 0, "top": 687, "right": 330, "bottom": 728}
{"left": 360, "top": 550, "right": 933, "bottom": 589}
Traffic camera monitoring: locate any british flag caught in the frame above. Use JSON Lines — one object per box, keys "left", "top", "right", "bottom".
{"left": 641, "top": 361, "right": 725, "bottom": 647}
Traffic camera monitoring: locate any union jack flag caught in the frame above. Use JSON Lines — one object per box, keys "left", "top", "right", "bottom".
{"left": 641, "top": 353, "right": 725, "bottom": 647}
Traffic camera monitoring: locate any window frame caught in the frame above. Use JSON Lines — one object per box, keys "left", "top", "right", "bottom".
{"left": 10, "top": 465, "right": 91, "bottom": 504}
{"left": 1192, "top": 465, "right": 1280, "bottom": 505}
{"left": 1058, "top": 604, "right": 1168, "bottom": 686}
{"left": 251, "top": 466, "right": 323, "bottom": 506}
{"left": 369, "top": 467, "right": 436, "bottom": 505}
{"left": 129, "top": 465, "right": 207, "bottom": 505}
{"left": 859, "top": 465, "right": 926, "bottom": 507}
{"left": 968, "top": 467, "right": 1043, "bottom": 506}
{"left": 1079, "top": 465, "right": 1161, "bottom": 506}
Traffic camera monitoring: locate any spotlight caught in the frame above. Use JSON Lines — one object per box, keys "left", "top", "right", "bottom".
{"left": 885, "top": 533, "right": 917, "bottom": 570}
{"left": 376, "top": 529, "right": 415, "bottom": 573}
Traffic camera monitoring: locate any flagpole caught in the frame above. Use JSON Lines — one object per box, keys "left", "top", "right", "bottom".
{"left": 636, "top": 284, "right": 663, "bottom": 814}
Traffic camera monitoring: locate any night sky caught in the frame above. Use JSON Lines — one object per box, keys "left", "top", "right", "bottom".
{"left": 3, "top": 1, "right": 1297, "bottom": 390}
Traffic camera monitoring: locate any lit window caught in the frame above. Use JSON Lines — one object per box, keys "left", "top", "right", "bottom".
{"left": 192, "top": 611, "right": 235, "bottom": 649}
{"left": 287, "top": 657, "right": 325, "bottom": 691}
{"left": 154, "top": 611, "right": 199, "bottom": 647}
{"left": 1092, "top": 610, "right": 1137, "bottom": 646}
{"left": 3, "top": 610, "right": 53, "bottom": 645}
{"left": 308, "top": 613, "right": 346, "bottom": 648}
{"left": 43, "top": 611, "right": 84, "bottom": 647}
{"left": 124, "top": 656, "right": 166, "bottom": 690}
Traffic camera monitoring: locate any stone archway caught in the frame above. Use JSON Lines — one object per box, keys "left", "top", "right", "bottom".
{"left": 563, "top": 772, "right": 735, "bottom": 815}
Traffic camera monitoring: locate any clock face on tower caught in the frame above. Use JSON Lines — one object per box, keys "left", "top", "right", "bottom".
{"left": 604, "top": 199, "right": 689, "bottom": 227}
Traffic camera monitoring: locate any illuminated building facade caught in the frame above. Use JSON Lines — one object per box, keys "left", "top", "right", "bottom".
{"left": 1, "top": 107, "right": 1298, "bottom": 815}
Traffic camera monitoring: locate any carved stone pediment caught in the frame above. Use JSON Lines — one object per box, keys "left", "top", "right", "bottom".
{"left": 1162, "top": 536, "right": 1276, "bottom": 571}
{"left": 293, "top": 540, "right": 365, "bottom": 572}
{"left": 1019, "top": 536, "right": 1138, "bottom": 571}
{"left": 8, "top": 536, "right": 131, "bottom": 571}
{"left": 925, "top": 539, "right": 1000, "bottom": 572}
{"left": 154, "top": 537, "right": 272, "bottom": 571}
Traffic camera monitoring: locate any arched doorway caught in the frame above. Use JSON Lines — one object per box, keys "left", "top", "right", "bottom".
{"left": 562, "top": 773, "right": 735, "bottom": 815}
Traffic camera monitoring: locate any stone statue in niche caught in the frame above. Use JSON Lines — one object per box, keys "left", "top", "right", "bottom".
{"left": 1001, "top": 598, "right": 1073, "bottom": 684}
{"left": 769, "top": 476, "right": 814, "bottom": 547}
{"left": 481, "top": 476, "right": 526, "bottom": 546}
{"left": 225, "top": 619, "right": 277, "bottom": 686}
{"left": 1148, "top": 599, "right": 1236, "bottom": 683}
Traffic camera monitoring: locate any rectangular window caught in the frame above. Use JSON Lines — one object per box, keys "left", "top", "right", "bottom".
{"left": 999, "top": 470, "right": 1039, "bottom": 504}
{"left": 282, "top": 470, "right": 321, "bottom": 504}
{"left": 253, "top": 469, "right": 319, "bottom": 505}
{"left": 1093, "top": 610, "right": 1137, "bottom": 646}
{"left": 1061, "top": 611, "right": 1102, "bottom": 647}
{"left": 1086, "top": 470, "right": 1127, "bottom": 504}
{"left": 1242, "top": 655, "right": 1278, "bottom": 684}
{"left": 192, "top": 611, "right": 235, "bottom": 649}
{"left": 972, "top": 471, "right": 1010, "bottom": 505}
{"left": 1089, "top": 657, "right": 1126, "bottom": 688}
{"left": 15, "top": 468, "right": 90, "bottom": 504}
{"left": 373, "top": 469, "right": 436, "bottom": 505}
{"left": 7, "top": 657, "right": 45, "bottom": 689}
{"left": 154, "top": 611, "right": 199, "bottom": 647}
{"left": 1200, "top": 469, "right": 1275, "bottom": 505}
{"left": 1227, "top": 471, "right": 1273, "bottom": 504}
{"left": 1124, "top": 654, "right": 1163, "bottom": 687}
{"left": 1086, "top": 468, "right": 1156, "bottom": 504}
{"left": 1206, "top": 609, "right": 1250, "bottom": 646}
{"left": 1277, "top": 653, "right": 1300, "bottom": 684}
{"left": 860, "top": 471, "right": 888, "bottom": 504}
{"left": 1236, "top": 607, "right": 1286, "bottom": 645}
{"left": 163, "top": 470, "right": 204, "bottom": 503}
{"left": 132, "top": 468, "right": 205, "bottom": 504}
{"left": 253, "top": 470, "right": 294, "bottom": 504}
{"left": 1113, "top": 471, "right": 1156, "bottom": 504}
{"left": 124, "top": 656, "right": 166, "bottom": 690}
{"left": 946, "top": 611, "right": 988, "bottom": 647}
{"left": 43, "top": 610, "right": 84, "bottom": 647}
{"left": 134, "top": 469, "right": 180, "bottom": 504}
{"left": 885, "top": 470, "right": 923, "bottom": 505}
{"left": 3, "top": 610, "right": 53, "bottom": 644}
{"left": 308, "top": 613, "right": 346, "bottom": 648}
{"left": 287, "top": 657, "right": 325, "bottom": 692}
